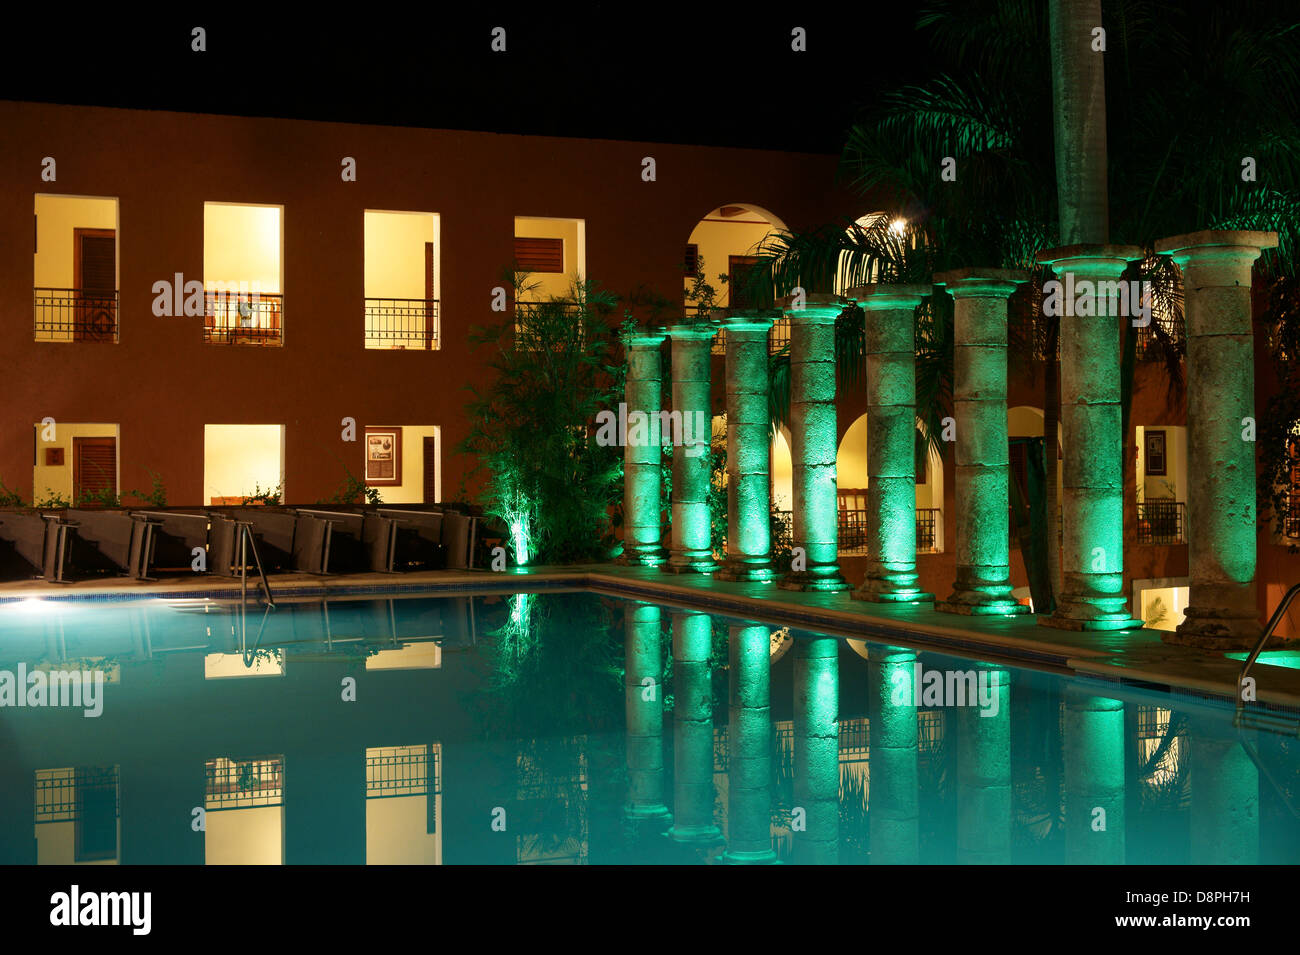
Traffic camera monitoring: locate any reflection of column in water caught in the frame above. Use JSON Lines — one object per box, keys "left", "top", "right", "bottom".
{"left": 793, "top": 636, "right": 839, "bottom": 864}
{"left": 667, "top": 611, "right": 722, "bottom": 845}
{"left": 1189, "top": 715, "right": 1258, "bottom": 864}
{"left": 722, "top": 624, "right": 777, "bottom": 864}
{"left": 869, "top": 646, "right": 919, "bottom": 864}
{"left": 1063, "top": 690, "right": 1125, "bottom": 863}
{"left": 956, "top": 664, "right": 1011, "bottom": 864}
{"left": 623, "top": 603, "right": 670, "bottom": 825}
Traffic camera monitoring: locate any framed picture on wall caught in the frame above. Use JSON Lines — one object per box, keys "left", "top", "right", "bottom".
{"left": 364, "top": 427, "right": 402, "bottom": 486}
{"left": 1145, "top": 430, "right": 1167, "bottom": 476}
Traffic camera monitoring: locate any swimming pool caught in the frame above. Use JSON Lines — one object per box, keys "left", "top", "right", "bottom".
{"left": 1, "top": 590, "right": 1296, "bottom": 864}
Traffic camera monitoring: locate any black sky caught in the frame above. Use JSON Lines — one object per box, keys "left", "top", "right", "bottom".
{"left": 0, "top": 7, "right": 927, "bottom": 154}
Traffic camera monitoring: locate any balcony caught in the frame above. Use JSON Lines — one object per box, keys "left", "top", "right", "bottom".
{"left": 33, "top": 288, "right": 119, "bottom": 342}
{"left": 1136, "top": 499, "right": 1186, "bottom": 544}
{"left": 514, "top": 300, "right": 588, "bottom": 349}
{"left": 703, "top": 310, "right": 791, "bottom": 355}
{"left": 772, "top": 507, "right": 942, "bottom": 556}
{"left": 203, "top": 291, "right": 283, "bottom": 346}
{"left": 365, "top": 298, "right": 439, "bottom": 350}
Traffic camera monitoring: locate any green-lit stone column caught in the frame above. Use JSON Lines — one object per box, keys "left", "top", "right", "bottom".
{"left": 1063, "top": 689, "right": 1125, "bottom": 864}
{"left": 1155, "top": 230, "right": 1278, "bottom": 649}
{"left": 665, "top": 324, "right": 719, "bottom": 573}
{"left": 956, "top": 664, "right": 1011, "bottom": 864}
{"left": 1188, "top": 715, "right": 1259, "bottom": 864}
{"left": 624, "top": 603, "right": 671, "bottom": 825}
{"left": 793, "top": 636, "right": 839, "bottom": 864}
{"left": 716, "top": 309, "right": 780, "bottom": 582}
{"left": 1037, "top": 244, "right": 1145, "bottom": 630}
{"left": 868, "top": 646, "right": 920, "bottom": 864}
{"left": 667, "top": 610, "right": 723, "bottom": 845}
{"left": 721, "top": 623, "right": 777, "bottom": 864}
{"left": 619, "top": 328, "right": 668, "bottom": 566}
{"left": 934, "top": 270, "right": 1029, "bottom": 615}
{"left": 850, "top": 284, "right": 935, "bottom": 603}
{"left": 779, "top": 295, "right": 850, "bottom": 592}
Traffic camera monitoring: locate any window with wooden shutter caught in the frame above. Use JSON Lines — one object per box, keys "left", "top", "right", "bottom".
{"left": 684, "top": 244, "right": 700, "bottom": 277}
{"left": 73, "top": 437, "right": 117, "bottom": 504}
{"left": 73, "top": 228, "right": 118, "bottom": 341}
{"left": 514, "top": 237, "right": 564, "bottom": 273}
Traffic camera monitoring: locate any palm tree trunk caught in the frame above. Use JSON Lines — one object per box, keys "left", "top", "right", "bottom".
{"left": 1049, "top": 0, "right": 1110, "bottom": 245}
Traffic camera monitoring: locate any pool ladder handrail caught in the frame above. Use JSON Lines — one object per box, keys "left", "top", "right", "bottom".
{"left": 235, "top": 521, "right": 276, "bottom": 609}
{"left": 1235, "top": 581, "right": 1300, "bottom": 714}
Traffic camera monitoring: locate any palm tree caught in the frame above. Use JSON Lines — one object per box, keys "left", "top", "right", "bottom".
{"left": 751, "top": 0, "right": 1300, "bottom": 609}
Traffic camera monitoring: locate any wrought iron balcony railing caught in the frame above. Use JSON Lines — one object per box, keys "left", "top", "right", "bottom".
{"left": 34, "top": 287, "right": 119, "bottom": 342}
{"left": 514, "top": 300, "right": 588, "bottom": 349}
{"left": 1136, "top": 499, "right": 1186, "bottom": 544}
{"left": 771, "top": 507, "right": 943, "bottom": 556}
{"left": 694, "top": 307, "right": 791, "bottom": 355}
{"left": 203, "top": 291, "right": 284, "bottom": 345}
{"left": 364, "top": 297, "right": 439, "bottom": 349}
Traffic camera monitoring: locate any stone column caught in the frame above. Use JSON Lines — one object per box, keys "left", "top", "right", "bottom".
{"left": 779, "top": 294, "right": 850, "bottom": 592}
{"left": 868, "top": 646, "right": 920, "bottom": 864}
{"left": 665, "top": 324, "right": 719, "bottom": 573}
{"left": 623, "top": 603, "right": 670, "bottom": 825}
{"left": 619, "top": 328, "right": 668, "bottom": 566}
{"left": 1063, "top": 689, "right": 1126, "bottom": 864}
{"left": 716, "top": 309, "right": 780, "bottom": 581}
{"left": 956, "top": 664, "right": 1011, "bottom": 864}
{"left": 933, "top": 269, "right": 1029, "bottom": 615}
{"left": 850, "top": 284, "right": 934, "bottom": 603}
{"left": 1155, "top": 230, "right": 1277, "bottom": 649}
{"left": 793, "top": 636, "right": 839, "bottom": 864}
{"left": 667, "top": 610, "right": 722, "bottom": 845}
{"left": 721, "top": 623, "right": 777, "bottom": 864}
{"left": 1036, "top": 244, "right": 1145, "bottom": 630}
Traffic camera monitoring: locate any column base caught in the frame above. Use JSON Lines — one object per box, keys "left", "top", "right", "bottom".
{"left": 616, "top": 547, "right": 668, "bottom": 568}
{"left": 623, "top": 804, "right": 673, "bottom": 823}
{"left": 779, "top": 568, "right": 851, "bottom": 593}
{"left": 663, "top": 554, "right": 719, "bottom": 574}
{"left": 715, "top": 557, "right": 776, "bottom": 582}
{"left": 666, "top": 824, "right": 724, "bottom": 846}
{"left": 935, "top": 592, "right": 1029, "bottom": 616}
{"left": 854, "top": 587, "right": 934, "bottom": 605}
{"left": 719, "top": 848, "right": 781, "bottom": 865}
{"left": 1038, "top": 611, "right": 1144, "bottom": 632}
{"left": 1163, "top": 607, "right": 1261, "bottom": 650}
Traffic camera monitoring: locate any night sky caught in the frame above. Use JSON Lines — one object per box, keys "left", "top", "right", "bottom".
{"left": 0, "top": 8, "right": 926, "bottom": 153}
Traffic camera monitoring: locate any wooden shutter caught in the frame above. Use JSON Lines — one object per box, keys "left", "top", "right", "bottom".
{"left": 74, "top": 437, "right": 117, "bottom": 502}
{"left": 728, "top": 255, "right": 760, "bottom": 309}
{"left": 684, "top": 244, "right": 700, "bottom": 277}
{"left": 78, "top": 234, "right": 116, "bottom": 293}
{"left": 423, "top": 436, "right": 438, "bottom": 504}
{"left": 514, "top": 237, "right": 563, "bottom": 273}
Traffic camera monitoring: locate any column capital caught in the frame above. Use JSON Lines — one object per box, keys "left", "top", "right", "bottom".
{"left": 664, "top": 322, "right": 718, "bottom": 341}
{"left": 933, "top": 268, "right": 1029, "bottom": 300}
{"left": 715, "top": 307, "right": 780, "bottom": 332}
{"left": 778, "top": 292, "right": 845, "bottom": 323}
{"left": 1036, "top": 243, "right": 1144, "bottom": 276}
{"left": 1155, "top": 230, "right": 1278, "bottom": 283}
{"left": 620, "top": 326, "right": 668, "bottom": 348}
{"left": 847, "top": 283, "right": 932, "bottom": 310}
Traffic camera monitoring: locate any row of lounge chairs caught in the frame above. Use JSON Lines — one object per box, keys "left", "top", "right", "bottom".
{"left": 0, "top": 504, "right": 481, "bottom": 584}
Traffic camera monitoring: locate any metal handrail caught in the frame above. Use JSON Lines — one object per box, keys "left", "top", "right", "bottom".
{"left": 235, "top": 521, "right": 276, "bottom": 608}
{"left": 1236, "top": 581, "right": 1300, "bottom": 707}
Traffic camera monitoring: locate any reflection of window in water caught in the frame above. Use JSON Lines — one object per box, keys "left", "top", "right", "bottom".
{"left": 35, "top": 766, "right": 120, "bottom": 864}
{"left": 204, "top": 650, "right": 284, "bottom": 679}
{"left": 365, "top": 640, "right": 442, "bottom": 670}
{"left": 366, "top": 744, "right": 442, "bottom": 865}
{"left": 515, "top": 739, "right": 589, "bottom": 865}
{"left": 1136, "top": 706, "right": 1183, "bottom": 787}
{"left": 204, "top": 756, "right": 285, "bottom": 866}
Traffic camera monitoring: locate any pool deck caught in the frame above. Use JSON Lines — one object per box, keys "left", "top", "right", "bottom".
{"left": 1, "top": 563, "right": 1297, "bottom": 713}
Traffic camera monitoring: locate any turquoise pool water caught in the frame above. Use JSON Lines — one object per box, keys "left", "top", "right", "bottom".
{"left": 0, "top": 590, "right": 1296, "bottom": 865}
